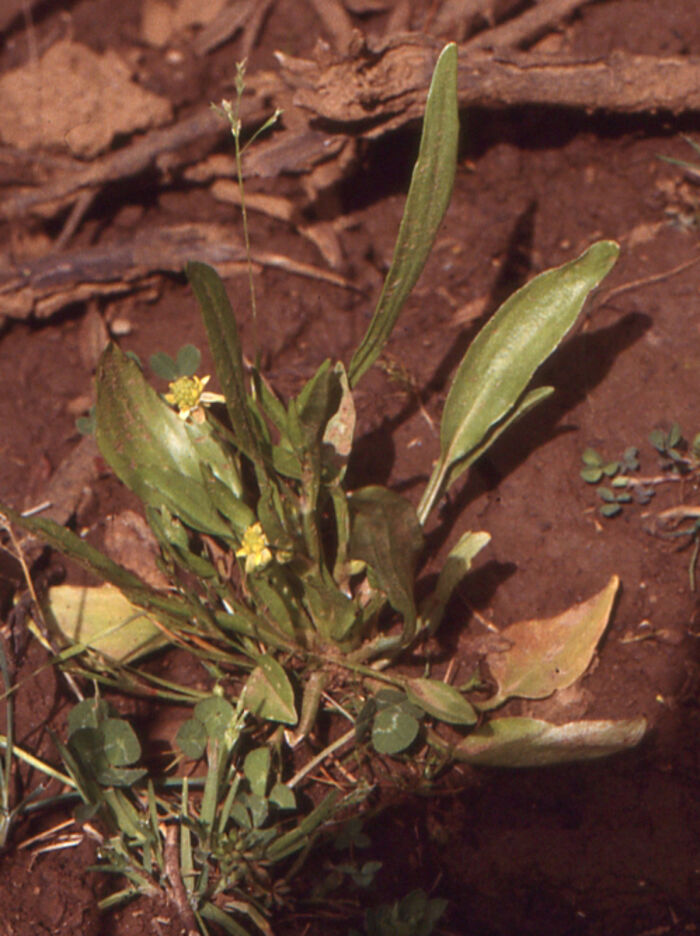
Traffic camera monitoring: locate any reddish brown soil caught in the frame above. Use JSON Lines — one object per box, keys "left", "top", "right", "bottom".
{"left": 2, "top": 1, "right": 700, "bottom": 934}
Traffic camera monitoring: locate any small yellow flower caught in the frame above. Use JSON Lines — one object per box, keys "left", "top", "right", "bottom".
{"left": 164, "top": 375, "right": 224, "bottom": 422}
{"left": 236, "top": 522, "right": 273, "bottom": 574}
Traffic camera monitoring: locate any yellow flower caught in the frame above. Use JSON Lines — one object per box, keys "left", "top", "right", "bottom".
{"left": 236, "top": 522, "right": 273, "bottom": 574}
{"left": 164, "top": 375, "right": 224, "bottom": 422}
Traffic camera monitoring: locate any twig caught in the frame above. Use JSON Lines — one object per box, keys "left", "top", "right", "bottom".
{"left": 192, "top": 0, "right": 277, "bottom": 57}
{"left": 279, "top": 40, "right": 700, "bottom": 135}
{"left": 0, "top": 222, "right": 360, "bottom": 321}
{"left": 164, "top": 825, "right": 199, "bottom": 936}
{"left": 287, "top": 727, "right": 355, "bottom": 789}
{"left": 1, "top": 107, "right": 227, "bottom": 219}
{"left": 596, "top": 254, "right": 700, "bottom": 308}
{"left": 466, "top": 0, "right": 594, "bottom": 50}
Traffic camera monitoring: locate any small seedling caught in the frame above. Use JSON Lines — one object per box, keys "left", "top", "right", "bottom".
{"left": 580, "top": 446, "right": 641, "bottom": 516}
{"left": 350, "top": 888, "right": 448, "bottom": 936}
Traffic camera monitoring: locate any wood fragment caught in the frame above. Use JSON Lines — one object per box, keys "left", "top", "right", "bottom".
{"left": 465, "top": 0, "right": 593, "bottom": 50}
{"left": 193, "top": 0, "right": 276, "bottom": 56}
{"left": 428, "top": 0, "right": 499, "bottom": 41}
{"left": 385, "top": 0, "right": 412, "bottom": 33}
{"left": 1, "top": 107, "right": 227, "bottom": 219}
{"left": 0, "top": 223, "right": 359, "bottom": 320}
{"left": 307, "top": 0, "right": 357, "bottom": 54}
{"left": 278, "top": 39, "right": 700, "bottom": 135}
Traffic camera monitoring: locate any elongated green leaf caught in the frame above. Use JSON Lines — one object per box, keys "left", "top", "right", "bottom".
{"left": 348, "top": 43, "right": 459, "bottom": 386}
{"left": 302, "top": 569, "right": 357, "bottom": 643}
{"left": 185, "top": 261, "right": 263, "bottom": 465}
{"left": 348, "top": 487, "right": 424, "bottom": 643}
{"left": 200, "top": 902, "right": 258, "bottom": 936}
{"left": 95, "top": 344, "right": 233, "bottom": 535}
{"left": 419, "top": 241, "right": 619, "bottom": 522}
{"left": 243, "top": 747, "right": 270, "bottom": 797}
{"left": 266, "top": 790, "right": 341, "bottom": 862}
{"left": 439, "top": 385, "right": 554, "bottom": 511}
{"left": 453, "top": 716, "right": 647, "bottom": 767}
{"left": 405, "top": 677, "right": 477, "bottom": 726}
{"left": 419, "top": 530, "right": 490, "bottom": 633}
{"left": 480, "top": 576, "right": 619, "bottom": 710}
{"left": 244, "top": 655, "right": 297, "bottom": 725}
{"left": 291, "top": 358, "right": 341, "bottom": 451}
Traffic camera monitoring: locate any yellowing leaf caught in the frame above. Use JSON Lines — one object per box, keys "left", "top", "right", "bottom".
{"left": 454, "top": 716, "right": 647, "bottom": 767}
{"left": 44, "top": 584, "right": 167, "bottom": 663}
{"left": 405, "top": 677, "right": 477, "bottom": 725}
{"left": 481, "top": 576, "right": 619, "bottom": 710}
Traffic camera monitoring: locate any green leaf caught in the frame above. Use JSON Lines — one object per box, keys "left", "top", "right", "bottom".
{"left": 405, "top": 677, "right": 477, "bottom": 726}
{"left": 244, "top": 747, "right": 270, "bottom": 797}
{"left": 580, "top": 466, "right": 603, "bottom": 483}
{"left": 175, "top": 718, "right": 207, "bottom": 760}
{"left": 244, "top": 655, "right": 297, "bottom": 725}
{"left": 348, "top": 486, "right": 424, "bottom": 643}
{"left": 290, "top": 359, "right": 342, "bottom": 452}
{"left": 348, "top": 43, "right": 459, "bottom": 386}
{"left": 668, "top": 421, "right": 683, "bottom": 448}
{"left": 302, "top": 570, "right": 357, "bottom": 643}
{"left": 269, "top": 782, "right": 296, "bottom": 811}
{"left": 194, "top": 696, "right": 235, "bottom": 741}
{"left": 201, "top": 901, "right": 259, "bottom": 936}
{"left": 419, "top": 241, "right": 619, "bottom": 522}
{"left": 419, "top": 530, "right": 490, "bottom": 635}
{"left": 372, "top": 704, "right": 420, "bottom": 755}
{"left": 453, "top": 716, "right": 647, "bottom": 767}
{"left": 437, "top": 386, "right": 555, "bottom": 510}
{"left": 102, "top": 718, "right": 141, "bottom": 766}
{"left": 581, "top": 447, "right": 602, "bottom": 467}
{"left": 44, "top": 584, "right": 168, "bottom": 664}
{"left": 364, "top": 889, "right": 448, "bottom": 936}
{"left": 265, "top": 790, "right": 341, "bottom": 862}
{"left": 600, "top": 502, "right": 622, "bottom": 518}
{"left": 185, "top": 262, "right": 265, "bottom": 466}
{"left": 176, "top": 343, "right": 201, "bottom": 377}
{"left": 480, "top": 576, "right": 619, "bottom": 710}
{"left": 68, "top": 698, "right": 111, "bottom": 736}
{"left": 149, "top": 351, "right": 179, "bottom": 380}
{"left": 95, "top": 344, "right": 232, "bottom": 536}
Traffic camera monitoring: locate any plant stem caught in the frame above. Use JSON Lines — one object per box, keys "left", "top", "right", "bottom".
{"left": 287, "top": 727, "right": 355, "bottom": 789}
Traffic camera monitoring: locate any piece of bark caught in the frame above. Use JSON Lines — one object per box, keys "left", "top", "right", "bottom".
{"left": 193, "top": 0, "right": 275, "bottom": 56}
{"left": 1, "top": 107, "right": 227, "bottom": 220}
{"left": 277, "top": 37, "right": 700, "bottom": 134}
{"left": 27, "top": 435, "right": 101, "bottom": 530}
{"left": 465, "top": 0, "right": 593, "bottom": 50}
{"left": 0, "top": 222, "right": 358, "bottom": 320}
{"left": 428, "top": 0, "right": 499, "bottom": 41}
